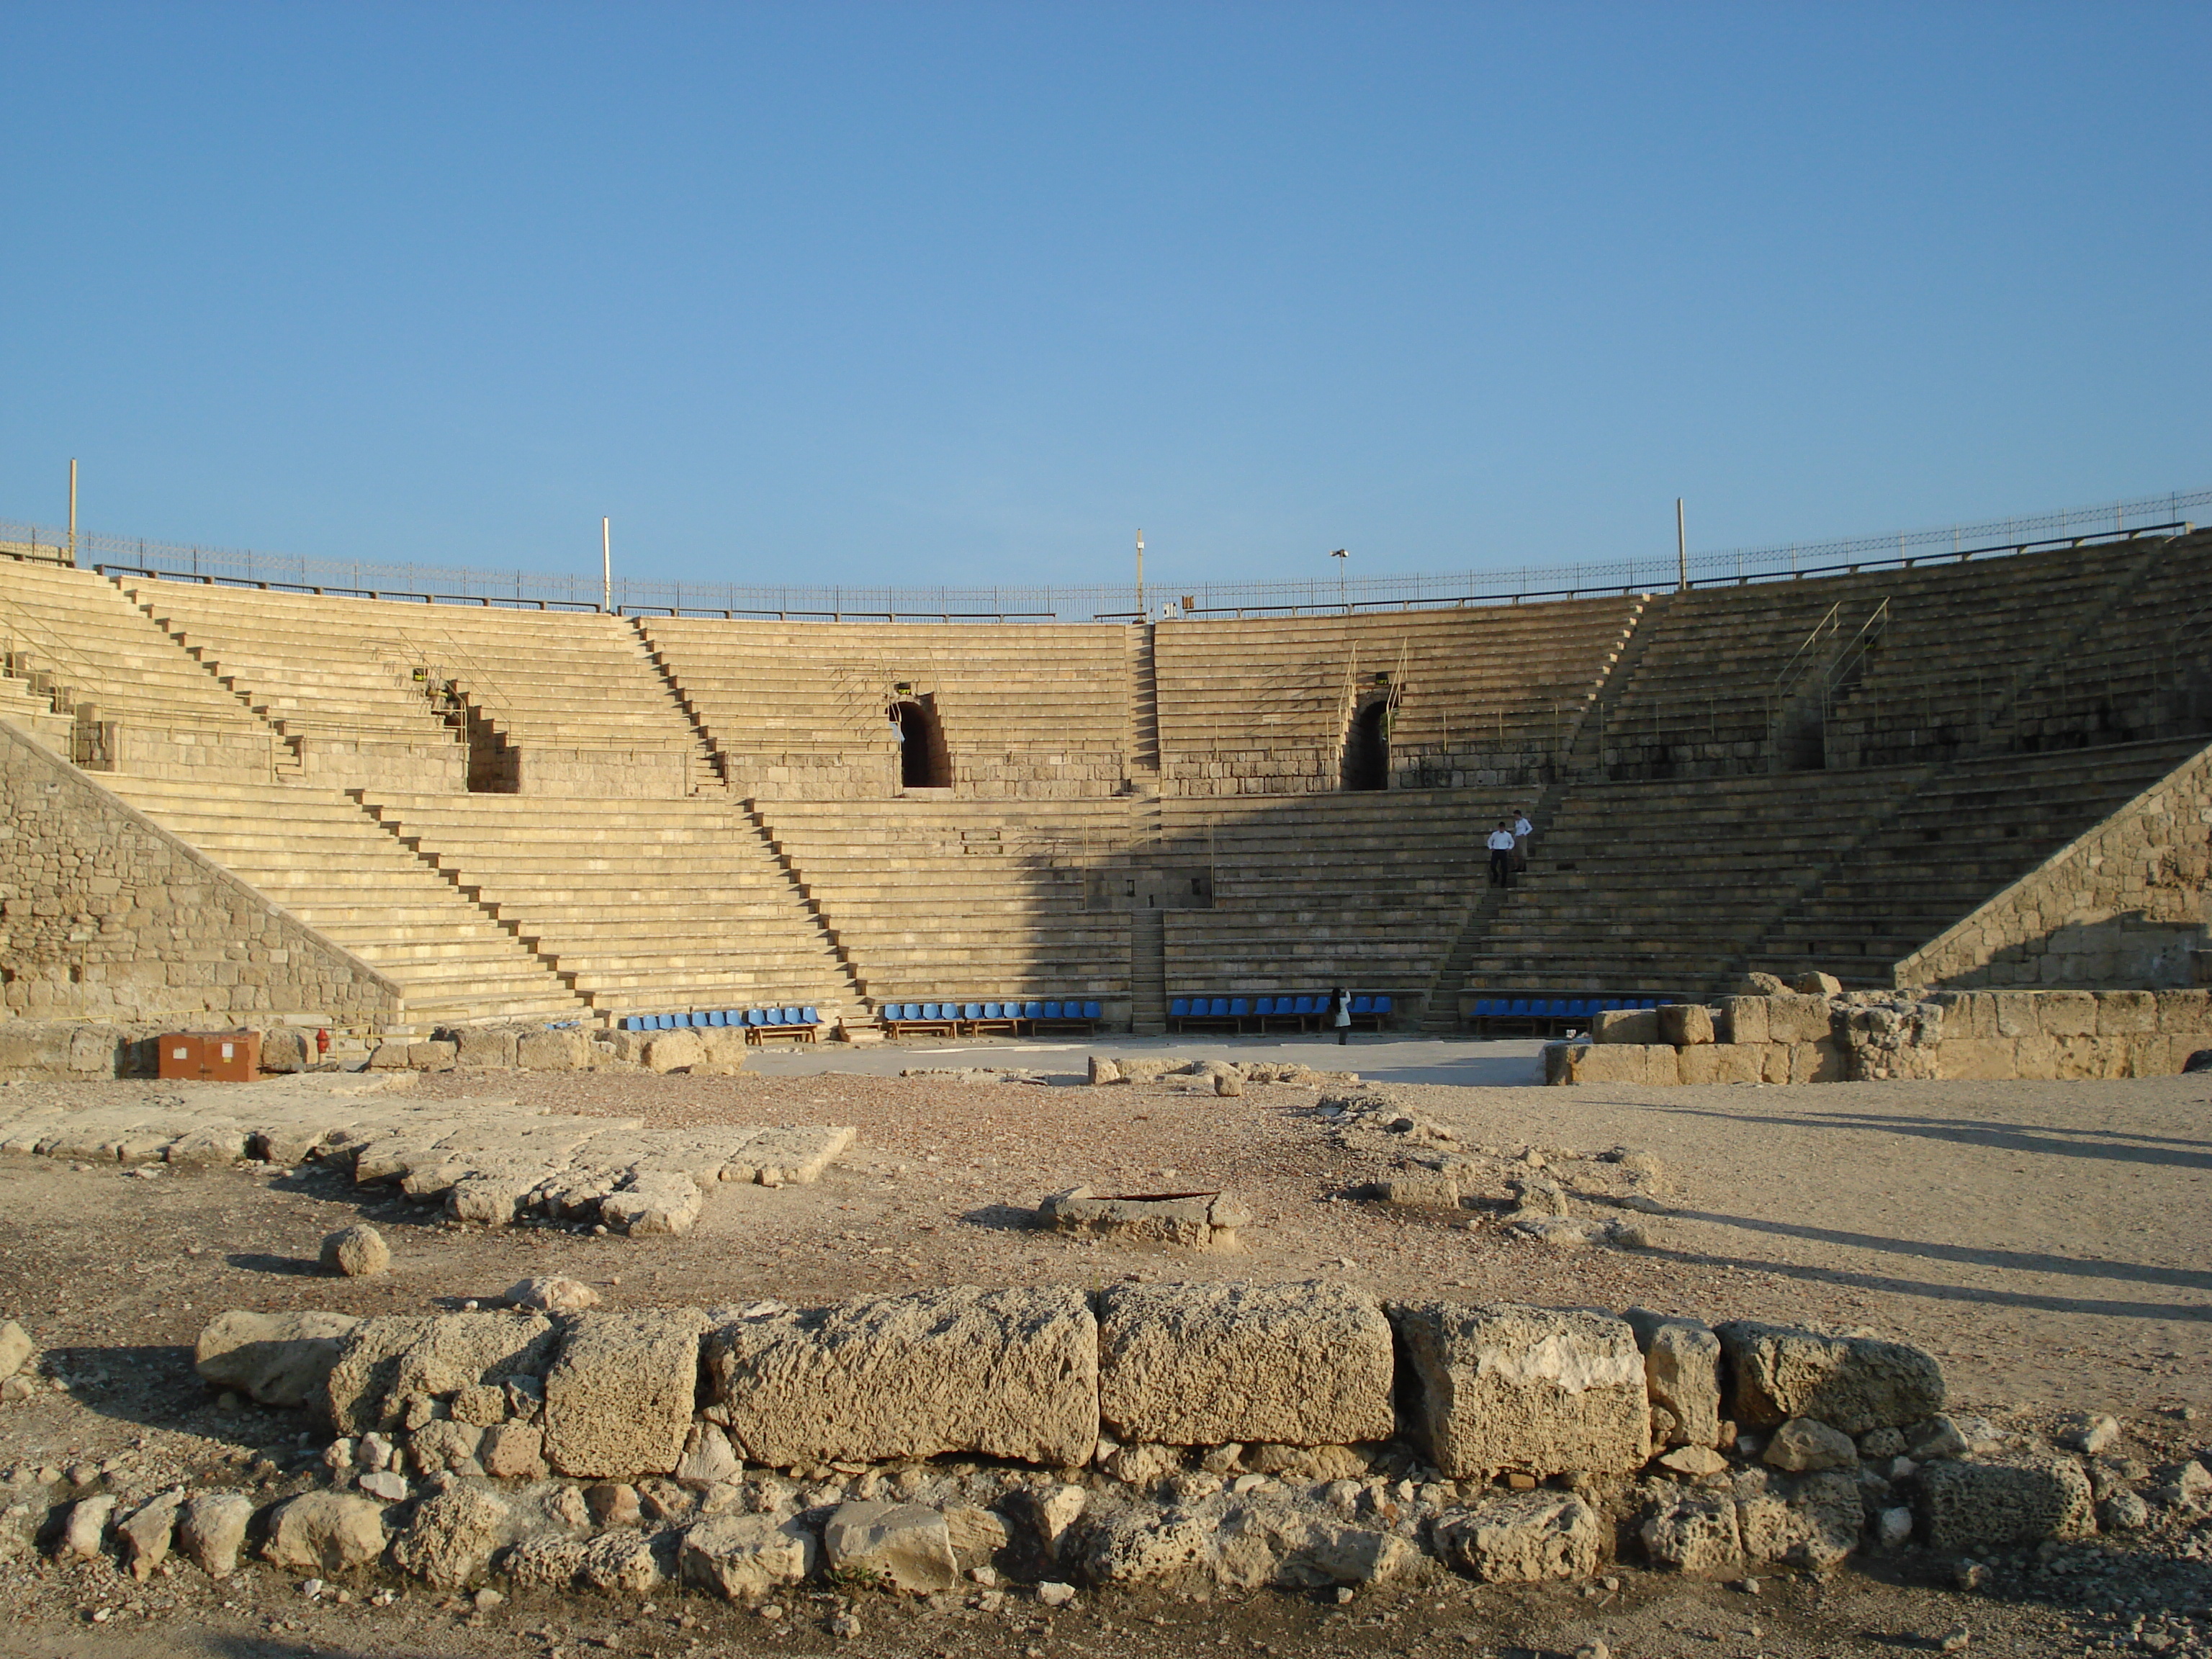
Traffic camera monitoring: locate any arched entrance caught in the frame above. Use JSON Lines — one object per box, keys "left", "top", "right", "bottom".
{"left": 1343, "top": 698, "right": 1390, "bottom": 791}
{"left": 889, "top": 697, "right": 951, "bottom": 789}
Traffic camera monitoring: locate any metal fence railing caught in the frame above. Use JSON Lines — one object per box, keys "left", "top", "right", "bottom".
{"left": 2, "top": 485, "right": 2203, "bottom": 624}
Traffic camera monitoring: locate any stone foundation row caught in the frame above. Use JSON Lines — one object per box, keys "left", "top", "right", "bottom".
{"left": 1550, "top": 985, "right": 2212, "bottom": 1086}
{"left": 78, "top": 1280, "right": 2146, "bottom": 1600}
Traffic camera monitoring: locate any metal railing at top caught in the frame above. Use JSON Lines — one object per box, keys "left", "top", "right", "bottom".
{"left": 1, "top": 483, "right": 2204, "bottom": 623}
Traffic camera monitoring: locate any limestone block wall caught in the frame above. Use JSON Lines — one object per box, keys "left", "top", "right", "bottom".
{"left": 1895, "top": 742, "right": 2212, "bottom": 990}
{"left": 0, "top": 722, "right": 400, "bottom": 1022}
{"left": 1547, "top": 987, "right": 2212, "bottom": 1085}
{"left": 156, "top": 1285, "right": 2067, "bottom": 1596}
{"left": 297, "top": 737, "right": 467, "bottom": 795}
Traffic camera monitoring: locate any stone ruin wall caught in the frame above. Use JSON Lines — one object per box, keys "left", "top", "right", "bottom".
{"left": 1551, "top": 986, "right": 2212, "bottom": 1087}
{"left": 0, "top": 722, "right": 400, "bottom": 1025}
{"left": 1898, "top": 742, "right": 2212, "bottom": 990}
{"left": 6, "top": 1279, "right": 2122, "bottom": 1599}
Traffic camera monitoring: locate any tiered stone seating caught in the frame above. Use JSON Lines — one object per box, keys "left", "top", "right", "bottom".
{"left": 1461, "top": 770, "right": 1914, "bottom": 994}
{"left": 641, "top": 619, "right": 1133, "bottom": 798}
{"left": 359, "top": 793, "right": 856, "bottom": 1020}
{"left": 102, "top": 775, "right": 590, "bottom": 1023}
{"left": 1749, "top": 739, "right": 2210, "bottom": 981}
{"left": 754, "top": 799, "right": 1135, "bottom": 1006}
{"left": 1591, "top": 580, "right": 1890, "bottom": 779}
{"left": 1817, "top": 544, "right": 2152, "bottom": 768}
{"left": 402, "top": 605, "right": 721, "bottom": 796}
{"left": 120, "top": 577, "right": 467, "bottom": 791}
{"left": 1154, "top": 600, "right": 1639, "bottom": 796}
{"left": 1159, "top": 792, "right": 1489, "bottom": 1004}
{"left": 0, "top": 559, "right": 283, "bottom": 778}
{"left": 1993, "top": 530, "right": 2212, "bottom": 752}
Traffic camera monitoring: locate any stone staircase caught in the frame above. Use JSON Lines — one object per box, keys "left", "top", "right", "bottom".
{"left": 358, "top": 792, "right": 858, "bottom": 1019}
{"left": 121, "top": 577, "right": 468, "bottom": 792}
{"left": 102, "top": 775, "right": 590, "bottom": 1024}
{"left": 1748, "top": 737, "right": 2211, "bottom": 983}
{"left": 642, "top": 617, "right": 1133, "bottom": 799}
{"left": 1161, "top": 791, "right": 1486, "bottom": 1008}
{"left": 1154, "top": 598, "right": 1642, "bottom": 796}
{"left": 752, "top": 798, "right": 1135, "bottom": 1010}
{"left": 0, "top": 558, "right": 292, "bottom": 780}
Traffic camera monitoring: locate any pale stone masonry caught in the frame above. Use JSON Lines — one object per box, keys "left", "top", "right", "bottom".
{"left": 0, "top": 721, "right": 398, "bottom": 1022}
{"left": 1897, "top": 741, "right": 2212, "bottom": 989}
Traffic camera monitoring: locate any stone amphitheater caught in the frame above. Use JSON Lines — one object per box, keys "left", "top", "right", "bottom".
{"left": 1, "top": 523, "right": 2208, "bottom": 1042}
{"left": 2, "top": 521, "right": 2211, "bottom": 1659}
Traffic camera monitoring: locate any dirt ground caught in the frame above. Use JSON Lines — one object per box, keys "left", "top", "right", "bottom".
{"left": 1, "top": 1046, "right": 2208, "bottom": 1657}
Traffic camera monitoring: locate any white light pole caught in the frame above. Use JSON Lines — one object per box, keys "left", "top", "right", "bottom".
{"left": 1135, "top": 529, "right": 1145, "bottom": 620}
{"left": 1676, "top": 498, "right": 1687, "bottom": 592}
{"left": 1331, "top": 548, "right": 1347, "bottom": 611}
{"left": 602, "top": 517, "right": 612, "bottom": 613}
{"left": 68, "top": 459, "right": 78, "bottom": 566}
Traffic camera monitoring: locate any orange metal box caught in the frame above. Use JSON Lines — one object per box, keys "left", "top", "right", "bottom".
{"left": 157, "top": 1030, "right": 261, "bottom": 1082}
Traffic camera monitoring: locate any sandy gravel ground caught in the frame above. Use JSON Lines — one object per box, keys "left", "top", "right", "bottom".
{"left": 0, "top": 1038, "right": 2206, "bottom": 1658}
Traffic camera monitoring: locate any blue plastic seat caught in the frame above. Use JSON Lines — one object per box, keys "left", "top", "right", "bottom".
{"left": 1170, "top": 998, "right": 1192, "bottom": 1018}
{"left": 961, "top": 1003, "right": 980, "bottom": 1020}
{"left": 1506, "top": 998, "right": 1531, "bottom": 1018}
{"left": 1640, "top": 998, "right": 1658, "bottom": 1010}
{"left": 1022, "top": 1001, "right": 1041, "bottom": 1018}
{"left": 1351, "top": 995, "right": 1373, "bottom": 1015}
{"left": 1199, "top": 997, "right": 1220, "bottom": 1017}
{"left": 740, "top": 1009, "right": 761, "bottom": 1027}
{"left": 1082, "top": 1002, "right": 1101, "bottom": 1020}
{"left": 1375, "top": 995, "right": 1393, "bottom": 1014}
{"left": 1229, "top": 997, "right": 1249, "bottom": 1017}
{"left": 1252, "top": 997, "right": 1274, "bottom": 1016}
{"left": 801, "top": 1007, "right": 819, "bottom": 1024}
{"left": 1292, "top": 996, "right": 1316, "bottom": 1016}
{"left": 1042, "top": 1000, "right": 1063, "bottom": 1020}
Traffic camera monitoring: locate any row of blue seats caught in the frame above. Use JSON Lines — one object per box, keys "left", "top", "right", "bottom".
{"left": 1169, "top": 994, "right": 1395, "bottom": 1020}
{"left": 616, "top": 1007, "right": 819, "bottom": 1031}
{"left": 1465, "top": 995, "right": 1678, "bottom": 1035}
{"left": 879, "top": 1001, "right": 1102, "bottom": 1023}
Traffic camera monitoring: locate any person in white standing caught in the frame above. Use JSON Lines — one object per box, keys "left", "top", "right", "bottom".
{"left": 1330, "top": 985, "right": 1353, "bottom": 1045}
{"left": 1511, "top": 806, "right": 1534, "bottom": 876}
{"left": 1486, "top": 822, "right": 1517, "bottom": 887}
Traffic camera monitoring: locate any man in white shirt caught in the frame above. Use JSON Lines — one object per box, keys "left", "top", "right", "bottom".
{"left": 1487, "top": 822, "right": 1517, "bottom": 888}
{"left": 1511, "top": 807, "right": 1534, "bottom": 876}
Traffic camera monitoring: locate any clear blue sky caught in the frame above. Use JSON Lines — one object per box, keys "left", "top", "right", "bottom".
{"left": 3, "top": 2, "right": 2206, "bottom": 590}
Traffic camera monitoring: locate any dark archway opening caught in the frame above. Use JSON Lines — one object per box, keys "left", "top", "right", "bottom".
{"left": 1343, "top": 698, "right": 1390, "bottom": 791}
{"left": 890, "top": 697, "right": 951, "bottom": 789}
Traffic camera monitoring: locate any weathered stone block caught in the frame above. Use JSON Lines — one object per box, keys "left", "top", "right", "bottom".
{"left": 195, "top": 1310, "right": 362, "bottom": 1411}
{"left": 2096, "top": 991, "right": 2157, "bottom": 1036}
{"left": 2038, "top": 989, "right": 2098, "bottom": 1038}
{"left": 1936, "top": 1038, "right": 2018, "bottom": 1082}
{"left": 683, "top": 1511, "right": 817, "bottom": 1599}
{"left": 1716, "top": 1321, "right": 1943, "bottom": 1434}
{"left": 1431, "top": 1493, "right": 1601, "bottom": 1583}
{"left": 1916, "top": 1455, "right": 2095, "bottom": 1550}
{"left": 1722, "top": 996, "right": 1769, "bottom": 1046}
{"left": 1711, "top": 1044, "right": 1763, "bottom": 1084}
{"left": 1640, "top": 1491, "right": 1741, "bottom": 1573}
{"left": 326, "top": 1316, "right": 434, "bottom": 1434}
{"left": 1391, "top": 1302, "right": 1647, "bottom": 1478}
{"left": 544, "top": 1307, "right": 709, "bottom": 1480}
{"left": 821, "top": 1501, "right": 958, "bottom": 1592}
{"left": 642, "top": 1030, "right": 706, "bottom": 1074}
{"left": 516, "top": 1028, "right": 590, "bottom": 1071}
{"left": 177, "top": 1491, "right": 255, "bottom": 1578}
{"left": 262, "top": 1493, "right": 390, "bottom": 1572}
{"left": 1733, "top": 1467, "right": 1861, "bottom": 1568}
{"left": 1660, "top": 1004, "right": 1716, "bottom": 1046}
{"left": 1624, "top": 1309, "right": 1720, "bottom": 1448}
{"left": 1595, "top": 1008, "right": 1659, "bottom": 1045}
{"left": 1676, "top": 1045, "right": 1722, "bottom": 1086}
{"left": 711, "top": 1286, "right": 1097, "bottom": 1468}
{"left": 602, "top": 1170, "right": 702, "bottom": 1236}
{"left": 1789, "top": 1040, "right": 1845, "bottom": 1084}
{"left": 1761, "top": 1043, "right": 1793, "bottom": 1084}
{"left": 1099, "top": 1281, "right": 1394, "bottom": 1449}
{"left": 1764, "top": 994, "right": 1834, "bottom": 1045}
{"left": 449, "top": 1025, "right": 518, "bottom": 1069}
{"left": 2156, "top": 989, "right": 2212, "bottom": 1035}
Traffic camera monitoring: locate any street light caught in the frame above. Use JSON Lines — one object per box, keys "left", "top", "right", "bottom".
{"left": 1331, "top": 549, "right": 1348, "bottom": 610}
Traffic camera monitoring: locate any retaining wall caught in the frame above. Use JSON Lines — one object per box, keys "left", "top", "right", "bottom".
{"left": 140, "top": 1282, "right": 2127, "bottom": 1597}
{"left": 1550, "top": 987, "right": 2212, "bottom": 1086}
{"left": 0, "top": 722, "right": 401, "bottom": 1024}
